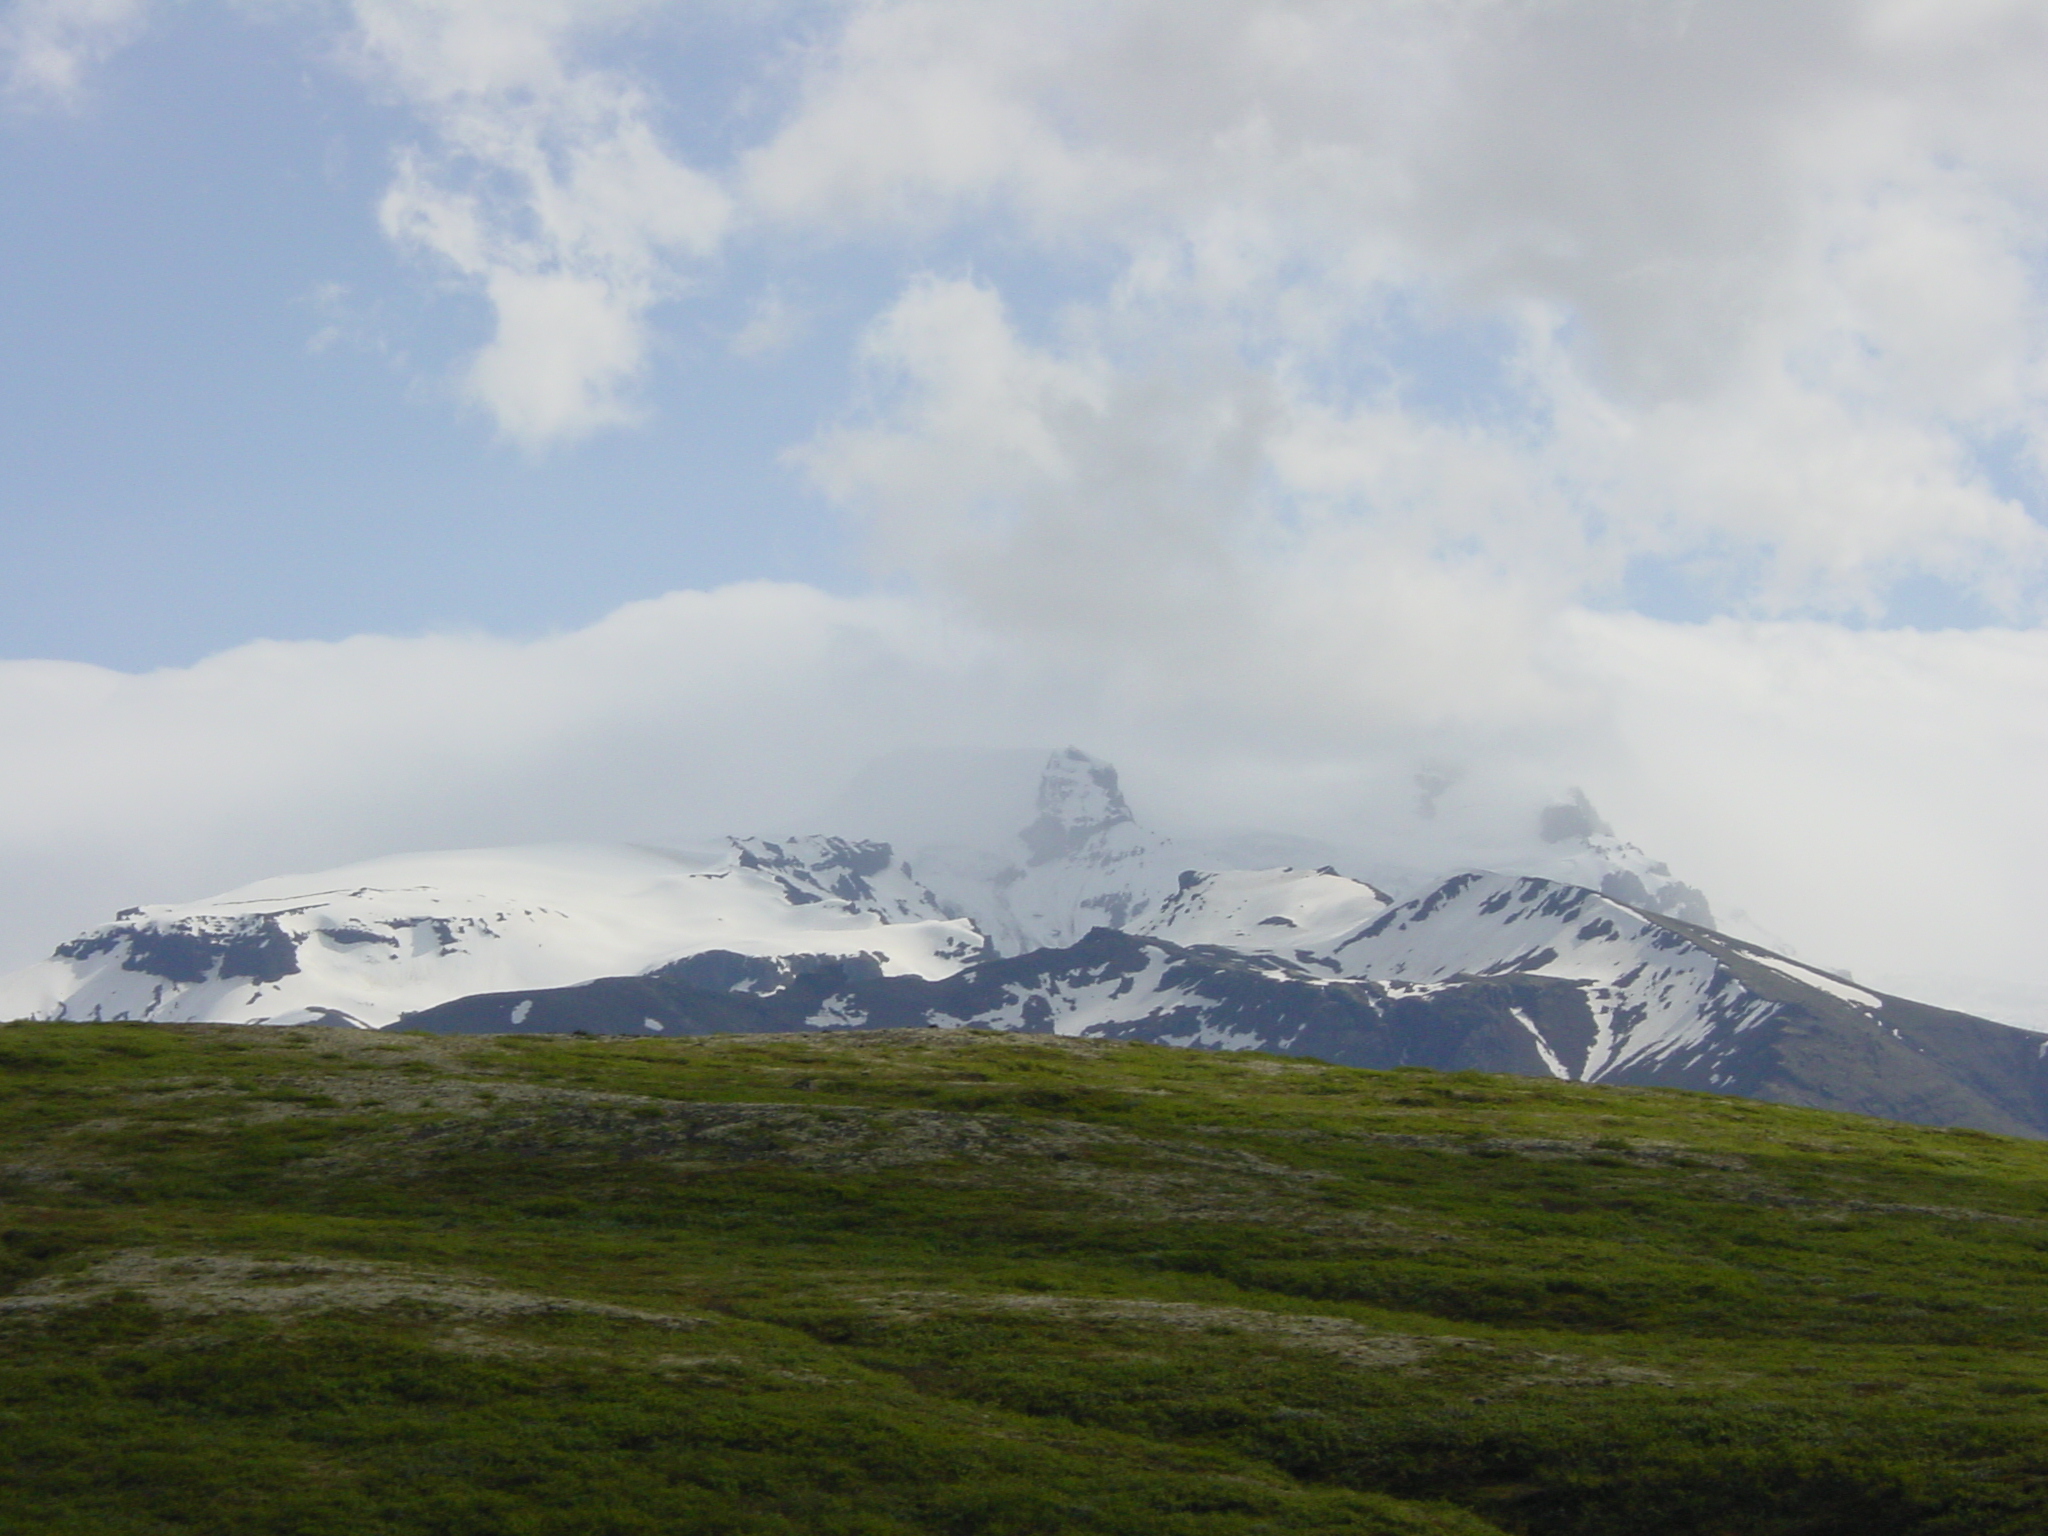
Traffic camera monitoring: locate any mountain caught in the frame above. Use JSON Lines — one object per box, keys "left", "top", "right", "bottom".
{"left": 8, "top": 746, "right": 2047, "bottom": 1137}
{"left": 899, "top": 747, "right": 1187, "bottom": 953}
{"left": 0, "top": 751, "right": 1368, "bottom": 1031}
{"left": 883, "top": 748, "right": 1383, "bottom": 955}
{"left": 0, "top": 840, "right": 983, "bottom": 1030}
{"left": 401, "top": 868, "right": 2048, "bottom": 1138}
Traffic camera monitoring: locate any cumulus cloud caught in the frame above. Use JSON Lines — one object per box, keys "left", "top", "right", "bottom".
{"left": 1, "top": 0, "right": 150, "bottom": 107}
{"left": 801, "top": 274, "right": 1576, "bottom": 744}
{"left": 173, "top": 0, "right": 2048, "bottom": 575}
{"left": 782, "top": 277, "right": 2040, "bottom": 1025}
{"left": 754, "top": 0, "right": 2048, "bottom": 616}
{"left": 359, "top": 0, "right": 732, "bottom": 445}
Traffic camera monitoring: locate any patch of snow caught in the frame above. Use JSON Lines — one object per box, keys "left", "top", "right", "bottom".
{"left": 1732, "top": 949, "right": 1885, "bottom": 1010}
{"left": 1507, "top": 1008, "right": 1570, "bottom": 1079}
{"left": 1155, "top": 1022, "right": 1272, "bottom": 1053}
{"left": 805, "top": 998, "right": 869, "bottom": 1030}
{"left": 1137, "top": 867, "right": 1391, "bottom": 954}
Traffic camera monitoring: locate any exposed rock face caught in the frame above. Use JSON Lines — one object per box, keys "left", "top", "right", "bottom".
{"left": 1019, "top": 749, "right": 1136, "bottom": 864}
{"left": 57, "top": 914, "right": 302, "bottom": 987}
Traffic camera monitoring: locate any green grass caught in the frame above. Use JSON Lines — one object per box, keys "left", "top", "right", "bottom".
{"left": 6, "top": 1023, "right": 2048, "bottom": 1533}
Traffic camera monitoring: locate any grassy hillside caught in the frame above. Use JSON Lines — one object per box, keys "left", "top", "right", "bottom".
{"left": 5, "top": 1023, "right": 2048, "bottom": 1535}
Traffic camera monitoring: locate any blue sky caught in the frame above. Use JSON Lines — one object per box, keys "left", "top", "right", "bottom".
{"left": 1, "top": 3, "right": 865, "bottom": 667}
{"left": 2, "top": 0, "right": 2047, "bottom": 1023}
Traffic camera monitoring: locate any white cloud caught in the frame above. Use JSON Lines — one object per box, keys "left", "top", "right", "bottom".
{"left": 1566, "top": 610, "right": 2048, "bottom": 1019}
{"left": 1, "top": 0, "right": 150, "bottom": 107}
{"left": 240, "top": 0, "right": 2048, "bottom": 589}
{"left": 360, "top": 0, "right": 732, "bottom": 446}
{"left": 729, "top": 285, "right": 805, "bottom": 360}
{"left": 0, "top": 584, "right": 1001, "bottom": 967}
{"left": 752, "top": 0, "right": 2048, "bottom": 616}
{"left": 780, "top": 263, "right": 2048, "bottom": 1020}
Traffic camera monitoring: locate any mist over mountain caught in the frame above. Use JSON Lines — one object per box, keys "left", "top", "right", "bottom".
{"left": 11, "top": 747, "right": 2045, "bottom": 1138}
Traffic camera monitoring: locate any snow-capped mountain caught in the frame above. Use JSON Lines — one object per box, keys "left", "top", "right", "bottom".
{"left": 0, "top": 840, "right": 984, "bottom": 1030}
{"left": 0, "top": 751, "right": 1374, "bottom": 1031}
{"left": 0, "top": 750, "right": 1397, "bottom": 1030}
{"left": 866, "top": 748, "right": 1402, "bottom": 957}
{"left": 11, "top": 745, "right": 2048, "bottom": 1137}
{"left": 403, "top": 869, "right": 2048, "bottom": 1139}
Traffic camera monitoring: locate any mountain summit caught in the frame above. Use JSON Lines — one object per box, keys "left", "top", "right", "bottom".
{"left": 1019, "top": 748, "right": 1134, "bottom": 864}
{"left": 1531, "top": 789, "right": 1715, "bottom": 927}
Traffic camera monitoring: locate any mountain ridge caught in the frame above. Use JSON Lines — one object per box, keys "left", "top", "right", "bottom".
{"left": 399, "top": 874, "right": 2048, "bottom": 1138}
{"left": 6, "top": 747, "right": 2041, "bottom": 1137}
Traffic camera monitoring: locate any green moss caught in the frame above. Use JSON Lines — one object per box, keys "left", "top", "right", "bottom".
{"left": 7, "top": 1021, "right": 2048, "bottom": 1533}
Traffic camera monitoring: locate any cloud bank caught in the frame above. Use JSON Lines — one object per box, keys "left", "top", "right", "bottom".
{"left": 758, "top": 0, "right": 2048, "bottom": 616}
{"left": 3, "top": 578, "right": 2045, "bottom": 1026}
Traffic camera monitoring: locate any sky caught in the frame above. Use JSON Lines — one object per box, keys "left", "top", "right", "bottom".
{"left": 2, "top": 0, "right": 2047, "bottom": 1025}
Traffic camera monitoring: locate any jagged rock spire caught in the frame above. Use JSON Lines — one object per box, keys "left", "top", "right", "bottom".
{"left": 1018, "top": 748, "right": 1135, "bottom": 865}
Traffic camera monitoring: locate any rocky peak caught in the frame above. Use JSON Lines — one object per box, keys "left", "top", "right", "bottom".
{"left": 1018, "top": 749, "right": 1136, "bottom": 865}
{"left": 1539, "top": 789, "right": 1612, "bottom": 844}
{"left": 1535, "top": 789, "right": 1715, "bottom": 929}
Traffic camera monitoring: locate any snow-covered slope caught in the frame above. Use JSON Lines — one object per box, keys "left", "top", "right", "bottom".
{"left": 391, "top": 860, "right": 1859, "bottom": 1088}
{"left": 1320, "top": 872, "right": 1784, "bottom": 1082}
{"left": 0, "top": 841, "right": 983, "bottom": 1029}
{"left": 0, "top": 747, "right": 1710, "bottom": 1046}
{"left": 0, "top": 749, "right": 1401, "bottom": 1030}
{"left": 1134, "top": 866, "right": 1392, "bottom": 953}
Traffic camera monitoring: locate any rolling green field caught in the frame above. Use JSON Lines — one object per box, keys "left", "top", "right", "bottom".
{"left": 5, "top": 1020, "right": 2048, "bottom": 1534}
